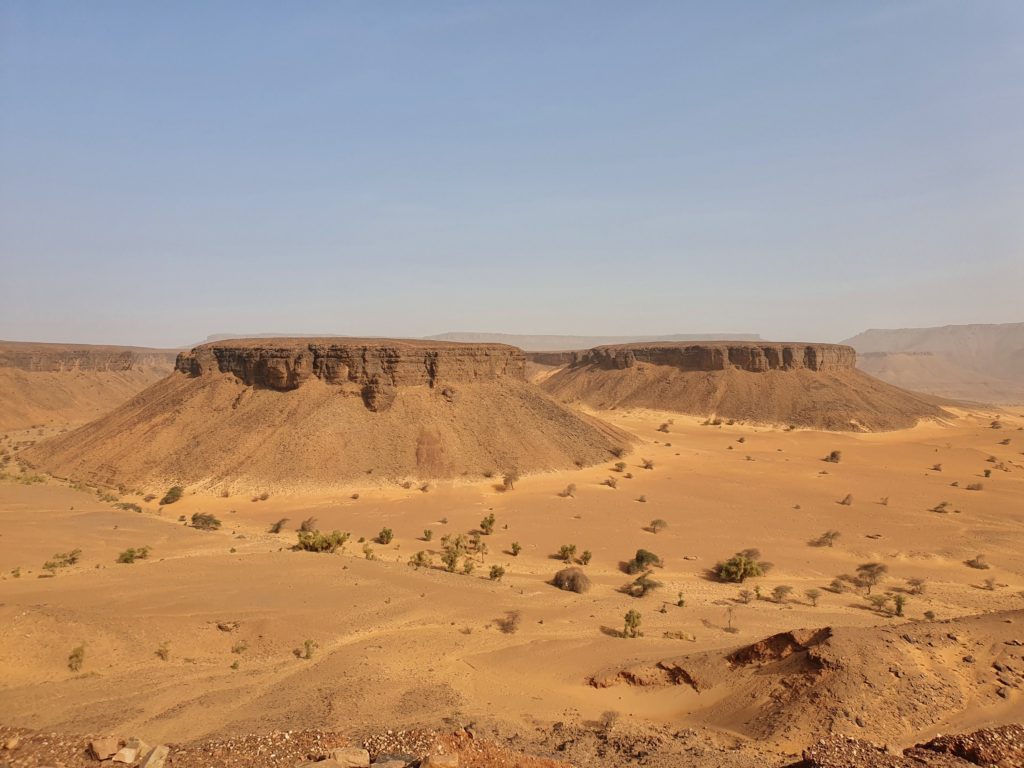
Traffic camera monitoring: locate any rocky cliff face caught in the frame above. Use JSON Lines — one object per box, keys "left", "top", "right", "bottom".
{"left": 175, "top": 338, "right": 527, "bottom": 394}
{"left": 0, "top": 342, "right": 177, "bottom": 372}
{"left": 573, "top": 342, "right": 857, "bottom": 373}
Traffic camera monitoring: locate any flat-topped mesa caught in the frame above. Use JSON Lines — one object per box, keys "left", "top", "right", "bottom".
{"left": 0, "top": 342, "right": 176, "bottom": 373}
{"left": 577, "top": 342, "right": 857, "bottom": 373}
{"left": 175, "top": 338, "right": 527, "bottom": 392}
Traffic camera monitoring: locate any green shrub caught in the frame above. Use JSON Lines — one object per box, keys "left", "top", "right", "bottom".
{"left": 558, "top": 544, "right": 577, "bottom": 562}
{"left": 116, "top": 546, "right": 150, "bottom": 564}
{"left": 377, "top": 527, "right": 394, "bottom": 545}
{"left": 489, "top": 565, "right": 505, "bottom": 581}
{"left": 510, "top": 542, "right": 522, "bottom": 556}
{"left": 295, "top": 530, "right": 349, "bottom": 553}
{"left": 480, "top": 513, "right": 496, "bottom": 535}
{"left": 43, "top": 549, "right": 82, "bottom": 571}
{"left": 623, "top": 609, "right": 642, "bottom": 638}
{"left": 409, "top": 551, "right": 432, "bottom": 569}
{"left": 712, "top": 549, "right": 770, "bottom": 583}
{"left": 160, "top": 486, "right": 184, "bottom": 505}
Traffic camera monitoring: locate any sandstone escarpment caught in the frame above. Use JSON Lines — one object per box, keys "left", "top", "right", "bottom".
{"left": 0, "top": 341, "right": 178, "bottom": 373}
{"left": 26, "top": 338, "right": 632, "bottom": 490}
{"left": 574, "top": 342, "right": 857, "bottom": 372}
{"left": 176, "top": 338, "right": 525, "bottom": 392}
{"left": 540, "top": 341, "right": 946, "bottom": 431}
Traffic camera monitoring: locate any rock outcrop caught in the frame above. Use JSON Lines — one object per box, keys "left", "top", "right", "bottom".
{"left": 540, "top": 341, "right": 946, "bottom": 431}
{"left": 0, "top": 341, "right": 178, "bottom": 373}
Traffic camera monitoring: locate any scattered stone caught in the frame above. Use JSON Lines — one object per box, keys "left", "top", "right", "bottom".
{"left": 371, "top": 755, "right": 415, "bottom": 767}
{"left": 2, "top": 737, "right": 18, "bottom": 751}
{"left": 112, "top": 746, "right": 139, "bottom": 763}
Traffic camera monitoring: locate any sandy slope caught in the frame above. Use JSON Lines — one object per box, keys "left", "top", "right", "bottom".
{"left": 1, "top": 406, "right": 1022, "bottom": 765}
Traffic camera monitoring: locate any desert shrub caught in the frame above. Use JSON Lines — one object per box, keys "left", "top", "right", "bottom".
{"left": 648, "top": 519, "right": 667, "bottom": 534}
{"left": 502, "top": 470, "right": 520, "bottom": 490}
{"left": 828, "top": 578, "right": 846, "bottom": 593}
{"left": 558, "top": 544, "right": 577, "bottom": 562}
{"left": 579, "top": 550, "right": 592, "bottom": 566}
{"left": 497, "top": 610, "right": 521, "bottom": 634}
{"left": 259, "top": 491, "right": 270, "bottom": 501}
{"left": 191, "top": 512, "right": 222, "bottom": 530}
{"left": 932, "top": 501, "right": 951, "bottom": 513}
{"left": 712, "top": 549, "right": 770, "bottom": 583}
{"left": 625, "top": 549, "right": 662, "bottom": 574}
{"left": 625, "top": 572, "right": 660, "bottom": 597}
{"left": 613, "top": 461, "right": 626, "bottom": 473}
{"left": 480, "top": 513, "right": 496, "bottom": 535}
{"left": 810, "top": 530, "right": 841, "bottom": 547}
{"left": 983, "top": 469, "right": 992, "bottom": 478}
{"left": 641, "top": 458, "right": 654, "bottom": 470}
{"left": 737, "top": 589, "right": 754, "bottom": 604}
{"left": 868, "top": 594, "right": 892, "bottom": 614}
{"left": 299, "top": 517, "right": 317, "bottom": 533}
{"left": 983, "top": 577, "right": 997, "bottom": 590}
{"left": 965, "top": 554, "right": 990, "bottom": 570}
{"left": 855, "top": 562, "right": 888, "bottom": 593}
{"left": 68, "top": 644, "right": 85, "bottom": 672}
{"left": 657, "top": 423, "right": 670, "bottom": 433}
{"left": 295, "top": 530, "right": 349, "bottom": 553}
{"left": 489, "top": 565, "right": 505, "bottom": 581}
{"left": 879, "top": 496, "right": 889, "bottom": 506}
{"left": 510, "top": 541, "right": 522, "bottom": 556}
{"left": 931, "top": 464, "right": 943, "bottom": 472}
{"left": 805, "top": 588, "right": 821, "bottom": 606}
{"left": 552, "top": 567, "right": 591, "bottom": 593}
{"left": 558, "top": 483, "right": 577, "bottom": 498}
{"left": 377, "top": 527, "right": 394, "bottom": 545}
{"left": 116, "top": 546, "right": 150, "bottom": 564}
{"left": 269, "top": 518, "right": 289, "bottom": 534}
{"left": 924, "top": 610, "right": 936, "bottom": 621}
{"left": 294, "top": 639, "right": 317, "bottom": 660}
{"left": 623, "top": 609, "right": 642, "bottom": 637}
{"left": 160, "top": 486, "right": 184, "bottom": 505}
{"left": 824, "top": 450, "right": 842, "bottom": 463}
{"left": 610, "top": 446, "right": 626, "bottom": 458}
{"left": 838, "top": 494, "right": 853, "bottom": 506}
{"left": 409, "top": 551, "right": 432, "bottom": 569}
{"left": 143, "top": 494, "right": 157, "bottom": 502}
{"left": 966, "top": 483, "right": 984, "bottom": 491}
{"left": 771, "top": 585, "right": 793, "bottom": 603}
{"left": 115, "top": 502, "right": 143, "bottom": 513}
{"left": 155, "top": 641, "right": 170, "bottom": 661}
{"left": 362, "top": 543, "right": 375, "bottom": 560}
{"left": 462, "top": 559, "right": 476, "bottom": 575}
{"left": 637, "top": 495, "right": 647, "bottom": 503}
{"left": 351, "top": 493, "right": 359, "bottom": 500}
{"left": 906, "top": 577, "right": 926, "bottom": 594}
{"left": 602, "top": 477, "right": 618, "bottom": 489}
{"left": 423, "top": 529, "right": 433, "bottom": 541}
{"left": 43, "top": 549, "right": 82, "bottom": 571}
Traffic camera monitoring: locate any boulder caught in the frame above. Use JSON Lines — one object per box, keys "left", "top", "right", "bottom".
{"left": 421, "top": 755, "right": 459, "bottom": 768}
{"left": 88, "top": 737, "right": 120, "bottom": 760}
{"left": 140, "top": 745, "right": 169, "bottom": 768}
{"left": 112, "top": 746, "right": 139, "bottom": 763}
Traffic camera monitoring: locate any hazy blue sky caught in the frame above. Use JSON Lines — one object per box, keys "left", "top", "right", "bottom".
{"left": 1, "top": 1, "right": 1022, "bottom": 347}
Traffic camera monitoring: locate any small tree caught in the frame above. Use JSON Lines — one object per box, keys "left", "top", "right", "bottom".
{"left": 191, "top": 512, "right": 222, "bottom": 530}
{"left": 906, "top": 577, "right": 926, "bottom": 595}
{"left": 737, "top": 589, "right": 754, "bottom": 604}
{"left": 377, "top": 527, "right": 394, "bottom": 545}
{"left": 855, "top": 562, "right": 888, "bottom": 594}
{"left": 623, "top": 609, "right": 642, "bottom": 638}
{"left": 503, "top": 470, "right": 520, "bottom": 490}
{"left": 480, "top": 513, "right": 496, "bottom": 535}
{"left": 625, "top": 549, "right": 662, "bottom": 574}
{"left": 868, "top": 594, "right": 892, "bottom": 614}
{"left": 649, "top": 519, "right": 668, "bottom": 534}
{"left": 805, "top": 588, "right": 821, "bottom": 607}
{"left": 811, "top": 530, "right": 841, "bottom": 547}
{"left": 771, "top": 585, "right": 793, "bottom": 604}
{"left": 160, "top": 485, "right": 184, "bottom": 505}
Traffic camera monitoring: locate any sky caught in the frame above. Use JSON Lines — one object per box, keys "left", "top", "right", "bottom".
{"left": 1, "top": 1, "right": 1022, "bottom": 348}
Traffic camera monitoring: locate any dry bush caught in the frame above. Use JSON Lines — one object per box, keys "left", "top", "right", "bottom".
{"left": 552, "top": 567, "right": 591, "bottom": 593}
{"left": 268, "top": 518, "right": 289, "bottom": 534}
{"left": 299, "top": 517, "right": 317, "bottom": 533}
{"left": 191, "top": 512, "right": 222, "bottom": 530}
{"left": 295, "top": 530, "right": 349, "bottom": 553}
{"left": 966, "top": 554, "right": 990, "bottom": 570}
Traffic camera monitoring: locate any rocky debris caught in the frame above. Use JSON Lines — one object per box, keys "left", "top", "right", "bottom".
{"left": 420, "top": 755, "right": 459, "bottom": 767}
{"left": 175, "top": 339, "right": 526, "bottom": 393}
{"left": 140, "top": 745, "right": 168, "bottom": 767}
{"left": 910, "top": 725, "right": 1024, "bottom": 767}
